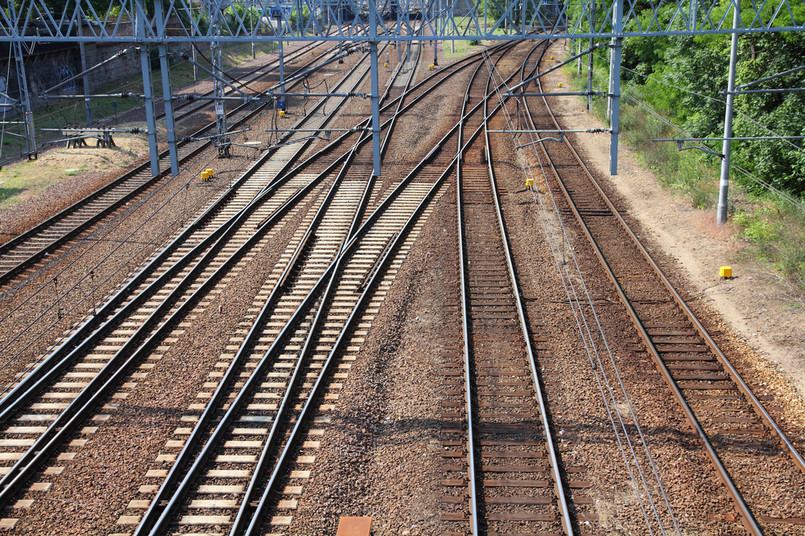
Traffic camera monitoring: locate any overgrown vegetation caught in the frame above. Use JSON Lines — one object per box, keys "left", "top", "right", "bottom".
{"left": 564, "top": 0, "right": 805, "bottom": 288}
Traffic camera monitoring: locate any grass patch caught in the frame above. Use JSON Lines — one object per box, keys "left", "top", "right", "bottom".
{"left": 442, "top": 39, "right": 478, "bottom": 59}
{"left": 734, "top": 199, "right": 805, "bottom": 290}
{"left": 0, "top": 161, "right": 66, "bottom": 209}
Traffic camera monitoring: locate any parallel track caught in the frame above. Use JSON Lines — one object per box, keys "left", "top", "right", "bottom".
{"left": 434, "top": 41, "right": 576, "bottom": 536}
{"left": 520, "top": 44, "right": 805, "bottom": 535}
{"left": 0, "top": 43, "right": 382, "bottom": 515}
{"left": 0, "top": 40, "right": 351, "bottom": 291}
{"left": 0, "top": 37, "right": 510, "bottom": 535}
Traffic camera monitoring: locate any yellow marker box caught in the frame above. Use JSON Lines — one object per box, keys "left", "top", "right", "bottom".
{"left": 720, "top": 266, "right": 733, "bottom": 278}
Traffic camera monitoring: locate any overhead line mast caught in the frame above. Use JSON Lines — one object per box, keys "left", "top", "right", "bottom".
{"left": 1, "top": 0, "right": 803, "bottom": 218}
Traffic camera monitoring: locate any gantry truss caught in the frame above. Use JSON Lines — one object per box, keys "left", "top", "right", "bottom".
{"left": 2, "top": 0, "right": 804, "bottom": 43}
{"left": 1, "top": 0, "right": 804, "bottom": 218}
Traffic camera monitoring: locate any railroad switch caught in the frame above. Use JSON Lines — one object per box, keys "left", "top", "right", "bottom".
{"left": 525, "top": 178, "right": 534, "bottom": 187}
{"left": 720, "top": 266, "right": 733, "bottom": 279}
{"left": 336, "top": 516, "right": 372, "bottom": 536}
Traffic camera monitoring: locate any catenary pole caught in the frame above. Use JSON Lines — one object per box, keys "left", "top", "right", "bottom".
{"left": 608, "top": 0, "right": 623, "bottom": 175}
{"left": 369, "top": 0, "right": 382, "bottom": 176}
{"left": 717, "top": 0, "right": 739, "bottom": 225}
{"left": 136, "top": 0, "right": 160, "bottom": 175}
{"left": 78, "top": 18, "right": 92, "bottom": 126}
{"left": 155, "top": 0, "right": 179, "bottom": 175}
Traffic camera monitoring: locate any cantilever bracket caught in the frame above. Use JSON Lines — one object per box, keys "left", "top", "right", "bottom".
{"left": 516, "top": 132, "right": 565, "bottom": 148}
{"left": 675, "top": 140, "right": 724, "bottom": 158}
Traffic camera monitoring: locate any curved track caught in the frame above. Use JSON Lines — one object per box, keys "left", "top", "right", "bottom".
{"left": 0, "top": 40, "right": 351, "bottom": 291}
{"left": 0, "top": 37, "right": 515, "bottom": 535}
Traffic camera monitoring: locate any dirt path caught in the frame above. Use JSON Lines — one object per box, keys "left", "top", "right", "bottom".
{"left": 548, "top": 45, "right": 805, "bottom": 403}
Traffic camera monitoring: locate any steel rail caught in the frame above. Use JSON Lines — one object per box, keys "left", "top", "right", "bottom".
{"left": 242, "top": 130, "right": 455, "bottom": 536}
{"left": 0, "top": 36, "right": 467, "bottom": 522}
{"left": 238, "top": 43, "right": 520, "bottom": 536}
{"left": 0, "top": 38, "right": 494, "bottom": 518}
{"left": 526, "top": 55, "right": 765, "bottom": 536}
{"left": 454, "top": 41, "right": 572, "bottom": 536}
{"left": 557, "top": 136, "right": 805, "bottom": 477}
{"left": 136, "top": 123, "right": 372, "bottom": 536}
{"left": 235, "top": 48, "right": 522, "bottom": 535}
{"left": 0, "top": 30, "right": 473, "bottom": 391}
{"left": 0, "top": 169, "right": 335, "bottom": 507}
{"left": 0, "top": 44, "right": 382, "bottom": 419}
{"left": 0, "top": 78, "right": 382, "bottom": 506}
{"left": 137, "top": 43, "right": 500, "bottom": 535}
{"left": 455, "top": 52, "right": 483, "bottom": 536}
{"left": 162, "top": 39, "right": 324, "bottom": 123}
{"left": 0, "top": 40, "right": 357, "bottom": 291}
{"left": 231, "top": 181, "right": 368, "bottom": 536}
{"left": 0, "top": 53, "right": 372, "bottom": 423}
{"left": 483, "top": 41, "right": 574, "bottom": 535}
{"left": 0, "top": 41, "right": 383, "bottom": 423}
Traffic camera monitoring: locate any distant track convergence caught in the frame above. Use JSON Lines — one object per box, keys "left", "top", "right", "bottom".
{"left": 519, "top": 47, "right": 805, "bottom": 534}
{"left": 122, "top": 42, "right": 525, "bottom": 536}
{"left": 435, "top": 40, "right": 583, "bottom": 536}
{"left": 430, "top": 41, "right": 603, "bottom": 535}
{"left": 0, "top": 38, "right": 350, "bottom": 290}
{"left": 0, "top": 41, "right": 514, "bottom": 534}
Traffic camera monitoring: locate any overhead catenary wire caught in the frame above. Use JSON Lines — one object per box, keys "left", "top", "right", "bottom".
{"left": 0, "top": 140, "right": 237, "bottom": 389}
{"left": 0, "top": 177, "right": 191, "bottom": 389}
{"left": 596, "top": 51, "right": 805, "bottom": 155}
{"left": 0, "top": 36, "right": 389, "bottom": 382}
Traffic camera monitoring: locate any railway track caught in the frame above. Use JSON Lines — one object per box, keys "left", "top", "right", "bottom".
{"left": 117, "top": 40, "right": 524, "bottom": 536}
{"left": 0, "top": 38, "right": 388, "bottom": 398}
{"left": 433, "top": 41, "right": 580, "bottom": 536}
{"left": 510, "top": 44, "right": 805, "bottom": 535}
{"left": 0, "top": 39, "right": 390, "bottom": 527}
{"left": 4, "top": 35, "right": 798, "bottom": 535}
{"left": 0, "top": 36, "right": 511, "bottom": 534}
{"left": 0, "top": 39, "right": 349, "bottom": 291}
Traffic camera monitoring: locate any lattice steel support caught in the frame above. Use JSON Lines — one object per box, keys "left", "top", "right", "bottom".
{"left": 78, "top": 19, "right": 92, "bottom": 126}
{"left": 717, "top": 1, "right": 740, "bottom": 225}
{"left": 136, "top": 0, "right": 160, "bottom": 175}
{"left": 12, "top": 40, "right": 36, "bottom": 159}
{"left": 212, "top": 13, "right": 230, "bottom": 157}
{"left": 587, "top": 0, "right": 595, "bottom": 112}
{"left": 608, "top": 0, "right": 623, "bottom": 175}
{"left": 156, "top": 0, "right": 179, "bottom": 175}
{"left": 278, "top": 39, "right": 286, "bottom": 109}
{"left": 8, "top": 2, "right": 36, "bottom": 159}
{"left": 370, "top": 2, "right": 382, "bottom": 176}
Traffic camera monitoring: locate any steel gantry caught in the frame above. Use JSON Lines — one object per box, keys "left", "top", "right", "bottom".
{"left": 1, "top": 0, "right": 804, "bottom": 189}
